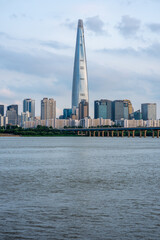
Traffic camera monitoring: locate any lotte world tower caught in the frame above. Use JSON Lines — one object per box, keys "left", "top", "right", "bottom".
{"left": 72, "top": 19, "right": 89, "bottom": 112}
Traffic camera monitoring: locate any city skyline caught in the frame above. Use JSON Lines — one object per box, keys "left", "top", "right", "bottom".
{"left": 0, "top": 0, "right": 160, "bottom": 118}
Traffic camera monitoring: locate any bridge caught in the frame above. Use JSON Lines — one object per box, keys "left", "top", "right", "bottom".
{"left": 62, "top": 127, "right": 160, "bottom": 138}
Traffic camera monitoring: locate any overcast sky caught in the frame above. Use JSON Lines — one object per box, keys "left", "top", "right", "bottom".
{"left": 0, "top": 0, "right": 160, "bottom": 118}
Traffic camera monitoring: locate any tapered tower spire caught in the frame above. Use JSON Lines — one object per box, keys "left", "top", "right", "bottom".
{"left": 72, "top": 19, "right": 89, "bottom": 112}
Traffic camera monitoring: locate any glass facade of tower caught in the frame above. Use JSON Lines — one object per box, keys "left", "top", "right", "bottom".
{"left": 23, "top": 99, "right": 35, "bottom": 118}
{"left": 94, "top": 100, "right": 112, "bottom": 119}
{"left": 141, "top": 103, "right": 156, "bottom": 120}
{"left": 72, "top": 19, "right": 89, "bottom": 112}
{"left": 112, "top": 100, "right": 129, "bottom": 121}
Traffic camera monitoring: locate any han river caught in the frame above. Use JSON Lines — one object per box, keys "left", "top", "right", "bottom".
{"left": 0, "top": 137, "right": 160, "bottom": 240}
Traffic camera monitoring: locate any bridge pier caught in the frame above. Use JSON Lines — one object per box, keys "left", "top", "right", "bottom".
{"left": 157, "top": 130, "right": 159, "bottom": 138}
{"left": 152, "top": 131, "right": 155, "bottom": 138}
{"left": 132, "top": 130, "right": 135, "bottom": 138}
{"left": 102, "top": 131, "right": 104, "bottom": 137}
{"left": 121, "top": 131, "right": 124, "bottom": 137}
{"left": 140, "top": 130, "right": 142, "bottom": 138}
{"left": 144, "top": 130, "right": 147, "bottom": 138}
{"left": 89, "top": 131, "right": 91, "bottom": 137}
{"left": 93, "top": 131, "right": 95, "bottom": 137}
{"left": 111, "top": 131, "right": 114, "bottom": 137}
{"left": 98, "top": 131, "right": 100, "bottom": 137}
{"left": 117, "top": 131, "right": 119, "bottom": 137}
{"left": 128, "top": 131, "right": 130, "bottom": 137}
{"left": 107, "top": 131, "right": 110, "bottom": 137}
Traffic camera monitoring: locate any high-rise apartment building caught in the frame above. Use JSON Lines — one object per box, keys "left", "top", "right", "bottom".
{"left": 0, "top": 105, "right": 4, "bottom": 116}
{"left": 72, "top": 19, "right": 89, "bottom": 113}
{"left": 21, "top": 111, "right": 30, "bottom": 127}
{"left": 6, "top": 108, "right": 17, "bottom": 125}
{"left": 7, "top": 105, "right": 18, "bottom": 124}
{"left": 112, "top": 100, "right": 129, "bottom": 121}
{"left": 141, "top": 103, "right": 156, "bottom": 120}
{"left": 79, "top": 100, "right": 89, "bottom": 120}
{"left": 94, "top": 100, "right": 112, "bottom": 119}
{"left": 23, "top": 99, "right": 35, "bottom": 118}
{"left": 7, "top": 105, "right": 18, "bottom": 116}
{"left": 41, "top": 98, "right": 56, "bottom": 120}
{"left": 0, "top": 115, "right": 8, "bottom": 127}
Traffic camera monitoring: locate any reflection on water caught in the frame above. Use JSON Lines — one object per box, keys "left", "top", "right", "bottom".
{"left": 0, "top": 137, "right": 160, "bottom": 239}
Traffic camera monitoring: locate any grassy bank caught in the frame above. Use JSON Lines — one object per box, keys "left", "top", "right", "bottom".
{"left": 0, "top": 126, "right": 78, "bottom": 137}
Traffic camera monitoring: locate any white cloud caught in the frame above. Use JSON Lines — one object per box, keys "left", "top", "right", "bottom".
{"left": 85, "top": 16, "right": 106, "bottom": 35}
{"left": 0, "top": 88, "right": 15, "bottom": 98}
{"left": 117, "top": 15, "right": 141, "bottom": 37}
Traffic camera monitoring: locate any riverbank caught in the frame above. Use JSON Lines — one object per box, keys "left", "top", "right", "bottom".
{"left": 0, "top": 134, "right": 21, "bottom": 137}
{"left": 0, "top": 126, "right": 77, "bottom": 137}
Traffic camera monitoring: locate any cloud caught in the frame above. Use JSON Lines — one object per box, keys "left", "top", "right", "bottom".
{"left": 98, "top": 42, "right": 160, "bottom": 59}
{"left": 10, "top": 13, "right": 28, "bottom": 19}
{"left": 0, "top": 32, "right": 70, "bottom": 50}
{"left": 147, "top": 23, "right": 160, "bottom": 33}
{"left": 117, "top": 15, "right": 141, "bottom": 37}
{"left": 143, "top": 43, "right": 160, "bottom": 58}
{"left": 41, "top": 40, "right": 70, "bottom": 49}
{"left": 85, "top": 16, "right": 105, "bottom": 34}
{"left": 64, "top": 19, "right": 77, "bottom": 30}
{"left": 98, "top": 47, "right": 138, "bottom": 56}
{"left": 0, "top": 45, "right": 73, "bottom": 79}
{"left": 0, "top": 32, "right": 14, "bottom": 40}
{"left": 0, "top": 88, "right": 15, "bottom": 98}
{"left": 10, "top": 14, "right": 17, "bottom": 19}
{"left": 88, "top": 60, "right": 160, "bottom": 116}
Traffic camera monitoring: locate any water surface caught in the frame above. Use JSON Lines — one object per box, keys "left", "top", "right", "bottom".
{"left": 0, "top": 137, "right": 160, "bottom": 239}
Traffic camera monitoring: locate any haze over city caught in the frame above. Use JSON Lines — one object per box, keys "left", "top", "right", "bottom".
{"left": 0, "top": 0, "right": 160, "bottom": 117}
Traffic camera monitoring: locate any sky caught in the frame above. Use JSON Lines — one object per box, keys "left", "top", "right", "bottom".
{"left": 0, "top": 0, "right": 160, "bottom": 118}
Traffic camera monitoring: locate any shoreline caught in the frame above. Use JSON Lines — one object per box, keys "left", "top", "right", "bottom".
{"left": 0, "top": 134, "right": 158, "bottom": 138}
{"left": 0, "top": 134, "right": 21, "bottom": 137}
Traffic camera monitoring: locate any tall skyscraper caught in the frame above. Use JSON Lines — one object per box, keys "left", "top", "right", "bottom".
{"left": 141, "top": 103, "right": 156, "bottom": 120}
{"left": 0, "top": 105, "right": 4, "bottom": 116}
{"left": 41, "top": 98, "right": 56, "bottom": 120}
{"left": 94, "top": 100, "right": 112, "bottom": 119}
{"left": 72, "top": 19, "right": 89, "bottom": 113}
{"left": 23, "top": 99, "right": 35, "bottom": 118}
{"left": 112, "top": 100, "right": 129, "bottom": 121}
